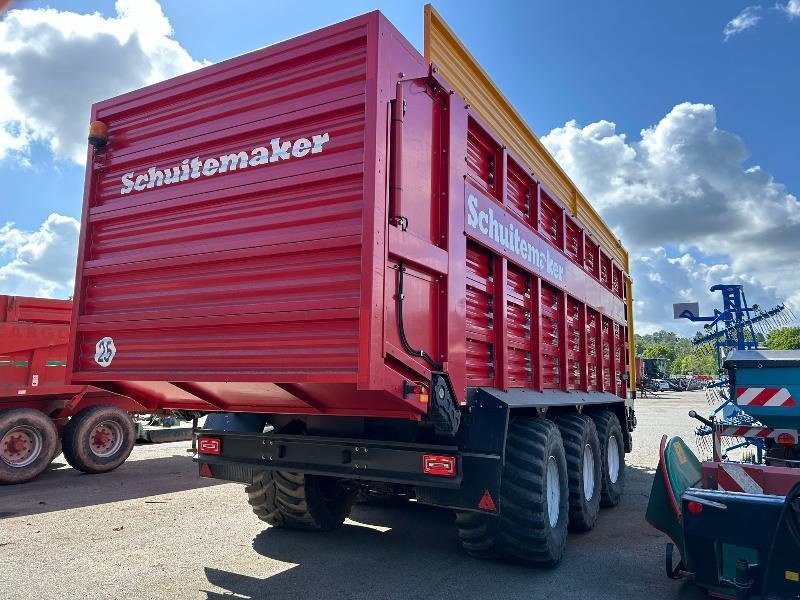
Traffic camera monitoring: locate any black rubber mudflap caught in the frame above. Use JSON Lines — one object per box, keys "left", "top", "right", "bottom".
{"left": 429, "top": 373, "right": 461, "bottom": 437}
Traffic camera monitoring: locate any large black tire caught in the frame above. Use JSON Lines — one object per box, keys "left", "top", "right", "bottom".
{"left": 246, "top": 470, "right": 355, "bottom": 531}
{"left": 0, "top": 408, "right": 58, "bottom": 485}
{"left": 52, "top": 437, "right": 63, "bottom": 461}
{"left": 51, "top": 417, "right": 68, "bottom": 460}
{"left": 62, "top": 405, "right": 136, "bottom": 474}
{"left": 555, "top": 414, "right": 601, "bottom": 532}
{"left": 590, "top": 410, "right": 626, "bottom": 507}
{"left": 455, "top": 418, "right": 569, "bottom": 566}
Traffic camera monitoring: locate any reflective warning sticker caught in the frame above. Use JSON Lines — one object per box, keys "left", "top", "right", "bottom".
{"left": 478, "top": 489, "right": 497, "bottom": 512}
{"left": 674, "top": 443, "right": 688, "bottom": 465}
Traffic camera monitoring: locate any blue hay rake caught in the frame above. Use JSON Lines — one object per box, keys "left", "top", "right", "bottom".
{"left": 675, "top": 285, "right": 795, "bottom": 461}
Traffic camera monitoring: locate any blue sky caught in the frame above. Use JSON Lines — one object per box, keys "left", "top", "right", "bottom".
{"left": 0, "top": 0, "right": 798, "bottom": 334}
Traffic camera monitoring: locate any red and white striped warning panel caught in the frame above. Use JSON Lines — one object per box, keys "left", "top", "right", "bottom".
{"left": 702, "top": 461, "right": 800, "bottom": 496}
{"left": 720, "top": 427, "right": 798, "bottom": 443}
{"left": 717, "top": 463, "right": 764, "bottom": 494}
{"left": 736, "top": 387, "right": 797, "bottom": 407}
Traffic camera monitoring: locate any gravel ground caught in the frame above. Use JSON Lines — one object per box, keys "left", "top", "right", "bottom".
{"left": 0, "top": 392, "right": 713, "bottom": 600}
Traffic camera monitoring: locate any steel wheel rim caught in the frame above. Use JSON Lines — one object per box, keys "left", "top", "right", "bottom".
{"left": 546, "top": 455, "right": 560, "bottom": 527}
{"left": 583, "top": 444, "right": 595, "bottom": 501}
{"left": 89, "top": 421, "right": 124, "bottom": 458}
{"left": 607, "top": 435, "right": 620, "bottom": 484}
{"left": 1, "top": 425, "right": 43, "bottom": 468}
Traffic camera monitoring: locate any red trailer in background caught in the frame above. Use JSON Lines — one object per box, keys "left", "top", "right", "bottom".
{"left": 68, "top": 8, "right": 636, "bottom": 565}
{"left": 0, "top": 295, "right": 145, "bottom": 484}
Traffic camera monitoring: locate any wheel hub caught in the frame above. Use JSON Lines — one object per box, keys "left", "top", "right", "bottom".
{"left": 546, "top": 455, "right": 560, "bottom": 527}
{"left": 6, "top": 434, "right": 27, "bottom": 454}
{"left": 89, "top": 421, "right": 124, "bottom": 457}
{"left": 1, "top": 426, "right": 43, "bottom": 468}
{"left": 92, "top": 428, "right": 110, "bottom": 448}
{"left": 583, "top": 444, "right": 595, "bottom": 501}
{"left": 607, "top": 435, "right": 620, "bottom": 484}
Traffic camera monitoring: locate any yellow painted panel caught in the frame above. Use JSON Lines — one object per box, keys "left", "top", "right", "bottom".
{"left": 626, "top": 276, "right": 636, "bottom": 391}
{"left": 423, "top": 4, "right": 629, "bottom": 272}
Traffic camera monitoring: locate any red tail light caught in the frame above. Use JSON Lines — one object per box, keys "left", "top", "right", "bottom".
{"left": 687, "top": 501, "right": 703, "bottom": 515}
{"left": 198, "top": 437, "right": 221, "bottom": 455}
{"left": 423, "top": 454, "right": 457, "bottom": 476}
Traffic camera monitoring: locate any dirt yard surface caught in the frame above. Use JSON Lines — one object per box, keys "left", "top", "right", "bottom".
{"left": 1, "top": 393, "right": 712, "bottom": 599}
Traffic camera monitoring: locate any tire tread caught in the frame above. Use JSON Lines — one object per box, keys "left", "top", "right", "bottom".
{"left": 590, "top": 410, "right": 626, "bottom": 508}
{"left": 245, "top": 470, "right": 354, "bottom": 531}
{"left": 554, "top": 414, "right": 601, "bottom": 531}
{"left": 455, "top": 418, "right": 568, "bottom": 566}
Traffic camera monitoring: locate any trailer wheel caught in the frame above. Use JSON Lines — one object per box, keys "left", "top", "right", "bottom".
{"left": 590, "top": 410, "right": 626, "bottom": 507}
{"left": 52, "top": 417, "right": 67, "bottom": 460}
{"left": 455, "top": 417, "right": 569, "bottom": 566}
{"left": 62, "top": 405, "right": 136, "bottom": 474}
{"left": 246, "top": 470, "right": 355, "bottom": 531}
{"left": 52, "top": 437, "right": 63, "bottom": 461}
{"left": 0, "top": 408, "right": 58, "bottom": 485}
{"left": 555, "top": 414, "right": 601, "bottom": 531}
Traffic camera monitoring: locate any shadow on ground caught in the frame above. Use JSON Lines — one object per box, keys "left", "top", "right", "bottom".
{"left": 201, "top": 465, "right": 706, "bottom": 600}
{"left": 0, "top": 452, "right": 222, "bottom": 518}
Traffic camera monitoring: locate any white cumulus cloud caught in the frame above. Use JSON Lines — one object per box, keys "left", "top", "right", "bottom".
{"left": 776, "top": 0, "right": 800, "bottom": 18}
{"left": 0, "top": 214, "right": 80, "bottom": 298}
{"left": 723, "top": 5, "right": 763, "bottom": 40}
{"left": 631, "top": 248, "right": 786, "bottom": 335}
{"left": 0, "top": 0, "right": 205, "bottom": 165}
{"left": 542, "top": 102, "right": 800, "bottom": 334}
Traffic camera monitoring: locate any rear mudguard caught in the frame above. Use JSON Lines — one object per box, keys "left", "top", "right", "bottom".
{"left": 645, "top": 436, "right": 702, "bottom": 574}
{"left": 762, "top": 482, "right": 800, "bottom": 598}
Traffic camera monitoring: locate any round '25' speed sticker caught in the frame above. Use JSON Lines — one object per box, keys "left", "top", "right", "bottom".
{"left": 95, "top": 336, "right": 117, "bottom": 368}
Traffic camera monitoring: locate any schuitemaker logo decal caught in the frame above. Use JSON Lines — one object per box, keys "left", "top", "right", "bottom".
{"left": 119, "top": 132, "right": 331, "bottom": 195}
{"left": 466, "top": 186, "right": 565, "bottom": 282}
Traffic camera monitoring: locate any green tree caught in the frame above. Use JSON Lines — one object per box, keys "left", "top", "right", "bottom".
{"left": 670, "top": 355, "right": 689, "bottom": 375}
{"left": 634, "top": 329, "right": 719, "bottom": 376}
{"left": 670, "top": 352, "right": 717, "bottom": 376}
{"left": 642, "top": 343, "right": 677, "bottom": 361}
{"left": 766, "top": 327, "right": 800, "bottom": 350}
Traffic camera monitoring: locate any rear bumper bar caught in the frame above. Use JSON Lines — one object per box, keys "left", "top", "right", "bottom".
{"left": 195, "top": 430, "right": 503, "bottom": 512}
{"left": 197, "top": 430, "right": 467, "bottom": 488}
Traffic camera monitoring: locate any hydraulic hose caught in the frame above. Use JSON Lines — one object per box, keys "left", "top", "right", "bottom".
{"left": 396, "top": 262, "right": 443, "bottom": 371}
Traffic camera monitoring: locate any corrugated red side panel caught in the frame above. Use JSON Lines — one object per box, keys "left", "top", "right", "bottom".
{"left": 539, "top": 191, "right": 563, "bottom": 249}
{"left": 540, "top": 282, "right": 561, "bottom": 389}
{"left": 505, "top": 162, "right": 533, "bottom": 222}
{"left": 506, "top": 265, "right": 531, "bottom": 387}
{"left": 0, "top": 296, "right": 140, "bottom": 412}
{"left": 2, "top": 296, "right": 72, "bottom": 326}
{"left": 466, "top": 122, "right": 500, "bottom": 200}
{"left": 584, "top": 236, "right": 599, "bottom": 279}
{"left": 612, "top": 264, "right": 623, "bottom": 298}
{"left": 1, "top": 296, "right": 72, "bottom": 393}
{"left": 75, "top": 19, "right": 371, "bottom": 384}
{"left": 566, "top": 296, "right": 582, "bottom": 390}
{"left": 465, "top": 242, "right": 494, "bottom": 387}
{"left": 601, "top": 316, "right": 615, "bottom": 393}
{"left": 565, "top": 216, "right": 582, "bottom": 264}
{"left": 71, "top": 13, "right": 456, "bottom": 417}
{"left": 586, "top": 308, "right": 600, "bottom": 391}
{"left": 615, "top": 321, "right": 629, "bottom": 397}
{"left": 600, "top": 251, "right": 612, "bottom": 290}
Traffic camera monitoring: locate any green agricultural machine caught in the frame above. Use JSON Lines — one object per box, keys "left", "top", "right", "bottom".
{"left": 648, "top": 286, "right": 800, "bottom": 599}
